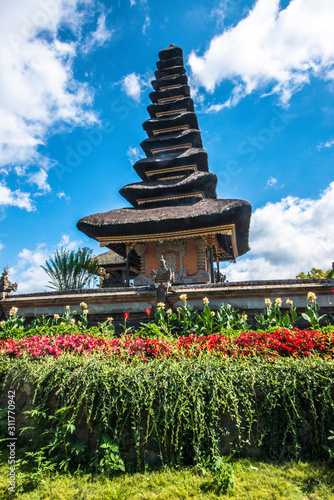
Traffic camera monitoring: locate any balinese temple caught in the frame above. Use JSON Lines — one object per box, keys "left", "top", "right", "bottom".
{"left": 77, "top": 45, "right": 251, "bottom": 286}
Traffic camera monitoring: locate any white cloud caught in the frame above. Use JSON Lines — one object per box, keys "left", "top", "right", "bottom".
{"left": 0, "top": 242, "right": 3, "bottom": 251}
{"left": 9, "top": 234, "right": 83, "bottom": 293}
{"left": 0, "top": 182, "right": 34, "bottom": 212}
{"left": 189, "top": 0, "right": 334, "bottom": 107}
{"left": 29, "top": 169, "right": 51, "bottom": 192}
{"left": 223, "top": 181, "right": 334, "bottom": 281}
{"left": 57, "top": 191, "right": 71, "bottom": 203}
{"left": 317, "top": 139, "right": 334, "bottom": 150}
{"left": 82, "top": 12, "right": 114, "bottom": 53}
{"left": 127, "top": 146, "right": 143, "bottom": 164}
{"left": 266, "top": 176, "right": 277, "bottom": 187}
{"left": 130, "top": 0, "right": 136, "bottom": 6}
{"left": 142, "top": 15, "right": 151, "bottom": 35}
{"left": 210, "top": 1, "right": 228, "bottom": 27}
{"left": 122, "top": 72, "right": 143, "bottom": 102}
{"left": 0, "top": 0, "right": 113, "bottom": 208}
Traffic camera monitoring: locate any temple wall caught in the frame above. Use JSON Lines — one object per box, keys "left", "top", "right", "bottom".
{"left": 1, "top": 279, "right": 333, "bottom": 328}
{"left": 183, "top": 241, "right": 198, "bottom": 276}
{"left": 144, "top": 244, "right": 160, "bottom": 277}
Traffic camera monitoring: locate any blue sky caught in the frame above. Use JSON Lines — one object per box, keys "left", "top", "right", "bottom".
{"left": 0, "top": 0, "right": 333, "bottom": 292}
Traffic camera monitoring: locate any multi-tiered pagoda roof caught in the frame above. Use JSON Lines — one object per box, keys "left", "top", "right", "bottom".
{"left": 77, "top": 45, "right": 251, "bottom": 285}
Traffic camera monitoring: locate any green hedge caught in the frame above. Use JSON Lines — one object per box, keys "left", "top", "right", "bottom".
{"left": 1, "top": 356, "right": 334, "bottom": 473}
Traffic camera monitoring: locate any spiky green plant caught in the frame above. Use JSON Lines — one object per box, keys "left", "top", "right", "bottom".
{"left": 41, "top": 247, "right": 99, "bottom": 290}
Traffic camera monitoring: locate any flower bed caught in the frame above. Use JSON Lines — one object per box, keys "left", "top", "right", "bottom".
{"left": 1, "top": 328, "right": 333, "bottom": 360}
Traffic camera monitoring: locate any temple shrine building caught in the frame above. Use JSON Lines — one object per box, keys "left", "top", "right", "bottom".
{"left": 77, "top": 45, "right": 252, "bottom": 286}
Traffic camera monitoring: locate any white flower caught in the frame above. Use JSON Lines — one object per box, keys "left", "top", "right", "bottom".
{"left": 275, "top": 298, "right": 282, "bottom": 307}
{"left": 54, "top": 314, "right": 60, "bottom": 320}
{"left": 157, "top": 302, "right": 165, "bottom": 309}
{"left": 66, "top": 305, "right": 70, "bottom": 311}
{"left": 286, "top": 299, "right": 293, "bottom": 306}
{"left": 203, "top": 297, "right": 209, "bottom": 306}
{"left": 265, "top": 298, "right": 272, "bottom": 307}
{"left": 70, "top": 319, "right": 75, "bottom": 325}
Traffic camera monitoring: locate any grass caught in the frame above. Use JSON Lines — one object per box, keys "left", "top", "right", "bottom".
{"left": 1, "top": 457, "right": 334, "bottom": 499}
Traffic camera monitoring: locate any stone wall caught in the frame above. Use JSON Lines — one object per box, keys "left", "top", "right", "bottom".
{"left": 1, "top": 278, "right": 333, "bottom": 327}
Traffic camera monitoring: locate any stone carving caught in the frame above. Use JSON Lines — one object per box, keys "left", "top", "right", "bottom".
{"left": 0, "top": 269, "right": 18, "bottom": 299}
{"left": 150, "top": 255, "right": 174, "bottom": 304}
{"left": 165, "top": 252, "right": 177, "bottom": 273}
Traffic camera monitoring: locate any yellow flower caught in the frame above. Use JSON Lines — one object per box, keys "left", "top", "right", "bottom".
{"left": 286, "top": 298, "right": 293, "bottom": 306}
{"left": 211, "top": 311, "right": 215, "bottom": 317}
{"left": 166, "top": 308, "right": 172, "bottom": 316}
{"left": 307, "top": 292, "right": 316, "bottom": 303}
{"left": 78, "top": 321, "right": 82, "bottom": 326}
{"left": 107, "top": 317, "right": 113, "bottom": 323}
{"left": 80, "top": 302, "right": 87, "bottom": 309}
{"left": 60, "top": 322, "right": 65, "bottom": 325}
{"left": 179, "top": 294, "right": 187, "bottom": 304}
{"left": 70, "top": 318, "right": 75, "bottom": 325}
{"left": 0, "top": 320, "right": 5, "bottom": 327}
{"left": 227, "top": 304, "right": 231, "bottom": 310}
{"left": 203, "top": 297, "right": 209, "bottom": 306}
{"left": 54, "top": 314, "right": 60, "bottom": 320}
{"left": 9, "top": 311, "right": 14, "bottom": 316}
{"left": 265, "top": 298, "right": 272, "bottom": 307}
{"left": 242, "top": 314, "right": 248, "bottom": 321}
{"left": 275, "top": 298, "right": 282, "bottom": 307}
{"left": 9, "top": 307, "right": 18, "bottom": 316}
{"left": 83, "top": 309, "right": 89, "bottom": 315}
{"left": 157, "top": 302, "right": 165, "bottom": 309}
{"left": 73, "top": 310, "right": 77, "bottom": 315}
{"left": 66, "top": 305, "right": 70, "bottom": 311}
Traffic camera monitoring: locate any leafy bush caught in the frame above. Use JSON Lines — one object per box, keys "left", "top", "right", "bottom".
{"left": 1, "top": 355, "right": 334, "bottom": 477}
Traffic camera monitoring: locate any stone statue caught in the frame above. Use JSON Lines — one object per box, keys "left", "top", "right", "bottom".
{"left": 0, "top": 269, "right": 18, "bottom": 299}
{"left": 150, "top": 255, "right": 174, "bottom": 304}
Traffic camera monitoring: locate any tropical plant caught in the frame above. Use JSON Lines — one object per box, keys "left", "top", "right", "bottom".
{"left": 302, "top": 292, "right": 327, "bottom": 329}
{"left": 41, "top": 247, "right": 99, "bottom": 290}
{"left": 296, "top": 265, "right": 334, "bottom": 279}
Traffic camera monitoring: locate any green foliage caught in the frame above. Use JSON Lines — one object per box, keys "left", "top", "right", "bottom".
{"left": 198, "top": 455, "right": 235, "bottom": 494}
{"left": 302, "top": 296, "right": 327, "bottom": 329}
{"left": 1, "top": 355, "right": 334, "bottom": 479}
{"left": 215, "top": 303, "right": 249, "bottom": 331}
{"left": 323, "top": 430, "right": 334, "bottom": 464}
{"left": 255, "top": 298, "right": 300, "bottom": 330}
{"left": 2, "top": 457, "right": 334, "bottom": 500}
{"left": 41, "top": 247, "right": 99, "bottom": 290}
{"left": 297, "top": 267, "right": 334, "bottom": 279}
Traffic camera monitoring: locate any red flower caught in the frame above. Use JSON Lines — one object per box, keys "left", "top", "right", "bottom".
{"left": 145, "top": 308, "right": 151, "bottom": 315}
{"left": 124, "top": 312, "right": 129, "bottom": 320}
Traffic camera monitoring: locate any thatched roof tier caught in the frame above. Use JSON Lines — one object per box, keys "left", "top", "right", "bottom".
{"left": 140, "top": 129, "right": 203, "bottom": 157}
{"left": 133, "top": 148, "right": 208, "bottom": 181}
{"left": 158, "top": 45, "right": 183, "bottom": 60}
{"left": 151, "top": 74, "right": 188, "bottom": 91}
{"left": 142, "top": 112, "right": 199, "bottom": 137}
{"left": 119, "top": 171, "right": 217, "bottom": 208}
{"left": 156, "top": 56, "right": 183, "bottom": 70}
{"left": 147, "top": 97, "right": 194, "bottom": 120}
{"left": 77, "top": 198, "right": 251, "bottom": 259}
{"left": 149, "top": 85, "right": 191, "bottom": 104}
